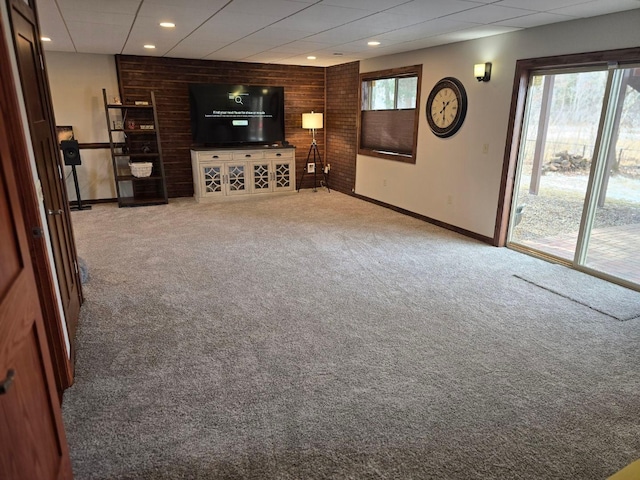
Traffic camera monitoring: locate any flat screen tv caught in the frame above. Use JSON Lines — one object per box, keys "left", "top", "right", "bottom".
{"left": 189, "top": 83, "right": 285, "bottom": 146}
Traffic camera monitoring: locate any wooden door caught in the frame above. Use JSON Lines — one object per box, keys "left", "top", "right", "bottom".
{"left": 8, "top": 0, "right": 82, "bottom": 391}
{"left": 0, "top": 92, "right": 73, "bottom": 479}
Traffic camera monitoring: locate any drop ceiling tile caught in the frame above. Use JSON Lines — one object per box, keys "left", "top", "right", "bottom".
{"left": 267, "top": 40, "right": 333, "bottom": 54}
{"left": 375, "top": 19, "right": 478, "bottom": 42}
{"left": 199, "top": 10, "right": 284, "bottom": 34}
{"left": 65, "top": 21, "right": 131, "bottom": 53}
{"left": 38, "top": 0, "right": 76, "bottom": 52}
{"left": 224, "top": 0, "right": 311, "bottom": 17}
{"left": 346, "top": 12, "right": 431, "bottom": 32}
{"left": 550, "top": 0, "right": 640, "bottom": 17}
{"left": 493, "top": 0, "right": 592, "bottom": 11}
{"left": 124, "top": 24, "right": 188, "bottom": 52}
{"left": 242, "top": 52, "right": 293, "bottom": 63}
{"left": 136, "top": 3, "right": 224, "bottom": 31}
{"left": 120, "top": 45, "right": 169, "bottom": 56}
{"left": 302, "top": 13, "right": 428, "bottom": 44}
{"left": 165, "top": 34, "right": 231, "bottom": 59}
{"left": 318, "top": 0, "right": 408, "bottom": 10}
{"left": 313, "top": 42, "right": 374, "bottom": 55}
{"left": 61, "top": 11, "right": 135, "bottom": 26}
{"left": 57, "top": 0, "right": 140, "bottom": 15}
{"left": 382, "top": 36, "right": 449, "bottom": 52}
{"left": 493, "top": 12, "right": 577, "bottom": 28}
{"left": 141, "top": 0, "right": 229, "bottom": 8}
{"left": 384, "top": 0, "right": 484, "bottom": 21}
{"left": 431, "top": 24, "right": 522, "bottom": 43}
{"left": 166, "top": 44, "right": 225, "bottom": 59}
{"left": 271, "top": 53, "right": 345, "bottom": 66}
{"left": 205, "top": 52, "right": 248, "bottom": 61}
{"left": 300, "top": 26, "right": 365, "bottom": 45}
{"left": 241, "top": 26, "right": 310, "bottom": 44}
{"left": 207, "top": 42, "right": 271, "bottom": 57}
{"left": 273, "top": 3, "right": 372, "bottom": 30}
{"left": 446, "top": 4, "right": 537, "bottom": 23}
{"left": 41, "top": 41, "right": 77, "bottom": 54}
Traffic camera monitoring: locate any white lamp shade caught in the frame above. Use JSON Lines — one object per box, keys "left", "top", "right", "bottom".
{"left": 302, "top": 112, "right": 323, "bottom": 129}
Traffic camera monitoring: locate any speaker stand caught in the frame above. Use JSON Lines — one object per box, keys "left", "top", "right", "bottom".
{"left": 69, "top": 164, "right": 91, "bottom": 211}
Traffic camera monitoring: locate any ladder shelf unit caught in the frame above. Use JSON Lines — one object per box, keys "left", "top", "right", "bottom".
{"left": 102, "top": 89, "right": 168, "bottom": 207}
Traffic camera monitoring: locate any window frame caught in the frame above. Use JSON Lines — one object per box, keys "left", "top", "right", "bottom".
{"left": 358, "top": 65, "right": 422, "bottom": 164}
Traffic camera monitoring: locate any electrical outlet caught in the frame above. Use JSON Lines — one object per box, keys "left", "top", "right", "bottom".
{"left": 482, "top": 143, "right": 489, "bottom": 154}
{"left": 447, "top": 195, "right": 453, "bottom": 205}
{"left": 383, "top": 179, "right": 387, "bottom": 187}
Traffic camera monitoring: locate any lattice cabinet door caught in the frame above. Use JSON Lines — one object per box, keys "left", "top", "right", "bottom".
{"left": 198, "top": 162, "right": 249, "bottom": 197}
{"left": 200, "top": 162, "right": 225, "bottom": 198}
{"left": 250, "top": 161, "right": 273, "bottom": 193}
{"left": 265, "top": 150, "right": 295, "bottom": 193}
{"left": 225, "top": 163, "right": 248, "bottom": 196}
{"left": 272, "top": 160, "right": 294, "bottom": 192}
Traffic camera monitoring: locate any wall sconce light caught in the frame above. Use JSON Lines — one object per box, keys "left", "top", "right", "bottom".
{"left": 474, "top": 62, "right": 492, "bottom": 82}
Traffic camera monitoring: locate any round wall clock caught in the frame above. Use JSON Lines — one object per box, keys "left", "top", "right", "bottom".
{"left": 426, "top": 77, "right": 468, "bottom": 138}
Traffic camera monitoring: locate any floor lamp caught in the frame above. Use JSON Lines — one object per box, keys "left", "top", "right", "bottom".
{"left": 297, "top": 111, "right": 329, "bottom": 192}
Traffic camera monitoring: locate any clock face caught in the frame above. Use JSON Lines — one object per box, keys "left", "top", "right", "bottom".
{"left": 426, "top": 77, "right": 467, "bottom": 138}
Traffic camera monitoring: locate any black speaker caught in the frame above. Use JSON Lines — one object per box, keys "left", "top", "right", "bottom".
{"left": 61, "top": 140, "right": 81, "bottom": 166}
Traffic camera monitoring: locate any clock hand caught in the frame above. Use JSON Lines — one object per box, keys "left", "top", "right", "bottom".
{"left": 439, "top": 100, "right": 451, "bottom": 115}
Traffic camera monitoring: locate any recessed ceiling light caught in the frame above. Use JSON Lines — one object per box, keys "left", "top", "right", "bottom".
{"left": 307, "top": 56, "right": 316, "bottom": 60}
{"left": 368, "top": 41, "right": 380, "bottom": 46}
{"left": 41, "top": 37, "right": 52, "bottom": 42}
{"left": 144, "top": 44, "right": 156, "bottom": 49}
{"left": 159, "top": 22, "right": 175, "bottom": 28}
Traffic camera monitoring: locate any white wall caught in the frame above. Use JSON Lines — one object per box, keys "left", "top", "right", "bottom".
{"left": 355, "top": 9, "right": 640, "bottom": 239}
{"left": 45, "top": 51, "right": 119, "bottom": 201}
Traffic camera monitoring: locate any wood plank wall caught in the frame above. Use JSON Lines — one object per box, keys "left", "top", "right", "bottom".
{"left": 116, "top": 55, "right": 325, "bottom": 197}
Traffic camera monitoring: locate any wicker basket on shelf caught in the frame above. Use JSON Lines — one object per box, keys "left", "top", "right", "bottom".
{"left": 129, "top": 162, "right": 153, "bottom": 178}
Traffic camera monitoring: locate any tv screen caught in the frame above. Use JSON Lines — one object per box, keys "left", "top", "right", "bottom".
{"left": 189, "top": 84, "right": 285, "bottom": 146}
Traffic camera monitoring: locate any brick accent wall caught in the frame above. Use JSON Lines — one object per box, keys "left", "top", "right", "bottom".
{"left": 325, "top": 61, "right": 359, "bottom": 194}
{"left": 116, "top": 55, "right": 325, "bottom": 198}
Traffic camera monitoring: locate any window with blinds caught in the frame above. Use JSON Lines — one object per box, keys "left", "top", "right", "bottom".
{"left": 359, "top": 65, "right": 422, "bottom": 163}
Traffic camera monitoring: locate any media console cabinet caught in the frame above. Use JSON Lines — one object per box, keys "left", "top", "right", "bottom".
{"left": 191, "top": 146, "right": 296, "bottom": 202}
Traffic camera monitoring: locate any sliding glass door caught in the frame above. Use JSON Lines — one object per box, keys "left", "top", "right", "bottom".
{"left": 508, "top": 65, "right": 640, "bottom": 289}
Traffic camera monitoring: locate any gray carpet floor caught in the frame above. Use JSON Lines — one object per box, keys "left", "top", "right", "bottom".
{"left": 514, "top": 264, "right": 640, "bottom": 321}
{"left": 63, "top": 191, "right": 640, "bottom": 479}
